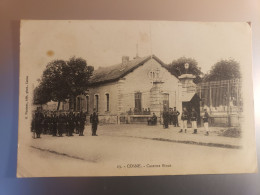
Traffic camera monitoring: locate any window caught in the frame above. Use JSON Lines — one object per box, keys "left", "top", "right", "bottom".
{"left": 86, "top": 96, "right": 89, "bottom": 113}
{"left": 94, "top": 95, "right": 99, "bottom": 112}
{"left": 106, "top": 93, "right": 109, "bottom": 111}
{"left": 149, "top": 71, "right": 155, "bottom": 80}
{"left": 134, "top": 92, "right": 142, "bottom": 113}
{"left": 149, "top": 68, "right": 160, "bottom": 81}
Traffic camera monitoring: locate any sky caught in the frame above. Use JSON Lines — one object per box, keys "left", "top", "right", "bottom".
{"left": 20, "top": 20, "right": 252, "bottom": 85}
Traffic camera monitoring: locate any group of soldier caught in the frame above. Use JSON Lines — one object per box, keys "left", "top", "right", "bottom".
{"left": 31, "top": 109, "right": 99, "bottom": 139}
{"left": 162, "top": 107, "right": 210, "bottom": 136}
{"left": 162, "top": 107, "right": 180, "bottom": 128}
{"left": 32, "top": 106, "right": 210, "bottom": 138}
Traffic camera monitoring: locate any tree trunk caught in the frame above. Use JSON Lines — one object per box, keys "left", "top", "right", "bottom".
{"left": 57, "top": 101, "right": 61, "bottom": 111}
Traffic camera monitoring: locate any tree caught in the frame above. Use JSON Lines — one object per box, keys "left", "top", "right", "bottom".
{"left": 65, "top": 57, "right": 94, "bottom": 97}
{"left": 167, "top": 57, "right": 203, "bottom": 83}
{"left": 65, "top": 57, "right": 94, "bottom": 109}
{"left": 33, "top": 85, "right": 51, "bottom": 105}
{"left": 34, "top": 57, "right": 94, "bottom": 110}
{"left": 41, "top": 59, "right": 69, "bottom": 110}
{"left": 204, "top": 59, "right": 241, "bottom": 81}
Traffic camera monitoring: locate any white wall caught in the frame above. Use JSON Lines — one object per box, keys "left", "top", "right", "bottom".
{"left": 119, "top": 58, "right": 181, "bottom": 114}
{"left": 86, "top": 81, "right": 119, "bottom": 116}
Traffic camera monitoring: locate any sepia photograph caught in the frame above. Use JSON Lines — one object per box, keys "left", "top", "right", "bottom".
{"left": 17, "top": 20, "right": 257, "bottom": 177}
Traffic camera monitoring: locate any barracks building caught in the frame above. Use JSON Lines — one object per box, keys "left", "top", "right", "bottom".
{"left": 72, "top": 55, "right": 200, "bottom": 124}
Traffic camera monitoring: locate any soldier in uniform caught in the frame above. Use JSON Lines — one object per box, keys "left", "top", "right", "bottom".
{"left": 68, "top": 110, "right": 75, "bottom": 136}
{"left": 162, "top": 107, "right": 169, "bottom": 129}
{"left": 172, "top": 107, "right": 180, "bottom": 127}
{"left": 79, "top": 111, "right": 86, "bottom": 136}
{"left": 33, "top": 110, "right": 43, "bottom": 138}
{"left": 202, "top": 109, "right": 210, "bottom": 136}
{"left": 39, "top": 112, "right": 45, "bottom": 137}
{"left": 75, "top": 112, "right": 80, "bottom": 134}
{"left": 190, "top": 107, "right": 198, "bottom": 134}
{"left": 42, "top": 114, "right": 48, "bottom": 134}
{"left": 47, "top": 113, "right": 52, "bottom": 135}
{"left": 179, "top": 107, "right": 188, "bottom": 133}
{"left": 72, "top": 111, "right": 77, "bottom": 133}
{"left": 57, "top": 113, "right": 66, "bottom": 137}
{"left": 52, "top": 112, "right": 58, "bottom": 136}
{"left": 148, "top": 113, "right": 157, "bottom": 125}
{"left": 48, "top": 113, "right": 53, "bottom": 135}
{"left": 65, "top": 112, "right": 69, "bottom": 136}
{"left": 31, "top": 112, "right": 36, "bottom": 138}
{"left": 168, "top": 108, "right": 173, "bottom": 125}
{"left": 90, "top": 108, "right": 99, "bottom": 136}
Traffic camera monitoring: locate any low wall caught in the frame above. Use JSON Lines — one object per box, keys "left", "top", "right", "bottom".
{"left": 120, "top": 115, "right": 153, "bottom": 124}
{"left": 208, "top": 114, "right": 243, "bottom": 127}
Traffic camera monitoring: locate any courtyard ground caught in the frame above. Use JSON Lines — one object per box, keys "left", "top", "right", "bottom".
{"left": 17, "top": 124, "right": 245, "bottom": 177}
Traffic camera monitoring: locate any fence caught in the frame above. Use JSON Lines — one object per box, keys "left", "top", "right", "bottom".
{"left": 196, "top": 79, "right": 243, "bottom": 126}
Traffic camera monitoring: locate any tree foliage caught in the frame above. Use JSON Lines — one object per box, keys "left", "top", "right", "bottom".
{"left": 204, "top": 59, "right": 241, "bottom": 81}
{"left": 65, "top": 57, "right": 94, "bottom": 97}
{"left": 167, "top": 57, "right": 203, "bottom": 83}
{"left": 33, "top": 85, "right": 51, "bottom": 105}
{"left": 34, "top": 57, "right": 94, "bottom": 110}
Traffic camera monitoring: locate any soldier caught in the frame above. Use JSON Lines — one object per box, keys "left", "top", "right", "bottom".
{"left": 190, "top": 107, "right": 198, "bottom": 134}
{"left": 162, "top": 108, "right": 169, "bottom": 129}
{"left": 57, "top": 113, "right": 66, "bottom": 137}
{"left": 39, "top": 112, "right": 45, "bottom": 137}
{"left": 65, "top": 112, "right": 70, "bottom": 136}
{"left": 73, "top": 111, "right": 77, "bottom": 133}
{"left": 172, "top": 107, "right": 180, "bottom": 127}
{"left": 34, "top": 110, "right": 43, "bottom": 138}
{"left": 47, "top": 113, "right": 52, "bottom": 135}
{"left": 31, "top": 112, "right": 36, "bottom": 138}
{"left": 202, "top": 109, "right": 210, "bottom": 136}
{"left": 42, "top": 114, "right": 48, "bottom": 134}
{"left": 75, "top": 112, "right": 80, "bottom": 134}
{"left": 90, "top": 108, "right": 99, "bottom": 136}
{"left": 48, "top": 113, "right": 53, "bottom": 135}
{"left": 52, "top": 112, "right": 58, "bottom": 136}
{"left": 68, "top": 110, "right": 75, "bottom": 136}
{"left": 148, "top": 113, "right": 157, "bottom": 125}
{"left": 179, "top": 107, "right": 188, "bottom": 133}
{"left": 79, "top": 111, "right": 86, "bottom": 136}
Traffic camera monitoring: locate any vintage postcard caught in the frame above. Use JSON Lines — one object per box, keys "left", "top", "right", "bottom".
{"left": 18, "top": 20, "right": 257, "bottom": 177}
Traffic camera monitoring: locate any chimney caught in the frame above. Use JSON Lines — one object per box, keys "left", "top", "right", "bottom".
{"left": 122, "top": 56, "right": 129, "bottom": 67}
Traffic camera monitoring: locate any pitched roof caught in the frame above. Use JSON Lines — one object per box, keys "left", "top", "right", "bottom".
{"left": 89, "top": 55, "right": 173, "bottom": 86}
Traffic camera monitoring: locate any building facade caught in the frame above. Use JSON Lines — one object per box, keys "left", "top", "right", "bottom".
{"left": 37, "top": 55, "right": 243, "bottom": 127}
{"left": 74, "top": 55, "right": 193, "bottom": 124}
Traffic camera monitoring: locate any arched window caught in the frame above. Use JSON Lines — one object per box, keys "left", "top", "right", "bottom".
{"left": 149, "top": 71, "right": 155, "bottom": 80}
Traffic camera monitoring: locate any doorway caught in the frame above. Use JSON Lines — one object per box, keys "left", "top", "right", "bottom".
{"left": 182, "top": 94, "right": 201, "bottom": 126}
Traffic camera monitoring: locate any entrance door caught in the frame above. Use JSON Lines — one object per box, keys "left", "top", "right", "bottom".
{"left": 182, "top": 94, "right": 201, "bottom": 126}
